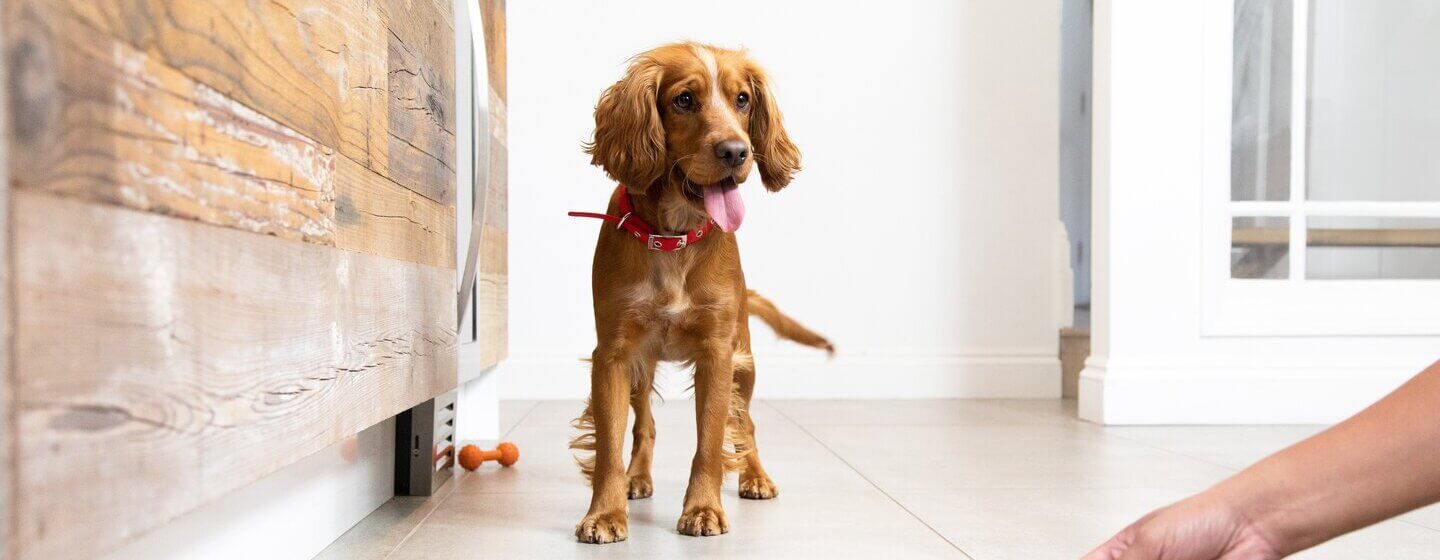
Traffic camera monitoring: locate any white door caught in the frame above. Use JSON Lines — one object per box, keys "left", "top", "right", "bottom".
{"left": 1202, "top": 0, "right": 1440, "bottom": 336}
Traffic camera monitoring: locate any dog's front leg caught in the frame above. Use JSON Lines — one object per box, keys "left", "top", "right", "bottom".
{"left": 678, "top": 343, "right": 733, "bottom": 536}
{"left": 627, "top": 377, "right": 657, "bottom": 499}
{"left": 575, "top": 350, "right": 633, "bottom": 544}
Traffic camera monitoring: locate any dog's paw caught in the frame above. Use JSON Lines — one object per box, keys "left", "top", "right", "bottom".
{"left": 739, "top": 475, "right": 779, "bottom": 499}
{"left": 575, "top": 510, "right": 628, "bottom": 544}
{"left": 676, "top": 504, "right": 729, "bottom": 537}
{"left": 627, "top": 475, "right": 653, "bottom": 499}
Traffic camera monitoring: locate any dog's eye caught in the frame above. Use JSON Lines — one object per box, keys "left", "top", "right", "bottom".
{"left": 736, "top": 92, "right": 750, "bottom": 109}
{"left": 673, "top": 92, "right": 695, "bottom": 111}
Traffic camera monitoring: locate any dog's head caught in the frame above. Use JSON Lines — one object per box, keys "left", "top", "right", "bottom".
{"left": 585, "top": 43, "right": 800, "bottom": 232}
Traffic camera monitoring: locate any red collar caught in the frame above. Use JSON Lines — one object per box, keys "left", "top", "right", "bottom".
{"left": 568, "top": 185, "right": 716, "bottom": 252}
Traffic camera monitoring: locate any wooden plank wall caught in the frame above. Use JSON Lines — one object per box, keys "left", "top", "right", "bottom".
{"left": 478, "top": 0, "right": 508, "bottom": 369}
{"left": 2, "top": 0, "right": 460, "bottom": 557}
{"left": 0, "top": 10, "right": 11, "bottom": 560}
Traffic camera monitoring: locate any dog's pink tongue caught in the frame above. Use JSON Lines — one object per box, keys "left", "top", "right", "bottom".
{"left": 702, "top": 178, "right": 745, "bottom": 233}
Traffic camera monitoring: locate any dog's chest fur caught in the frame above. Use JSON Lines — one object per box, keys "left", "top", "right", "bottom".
{"left": 623, "top": 250, "right": 731, "bottom": 362}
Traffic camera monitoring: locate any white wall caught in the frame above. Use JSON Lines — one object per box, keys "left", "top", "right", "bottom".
{"left": 1081, "top": 0, "right": 1440, "bottom": 425}
{"left": 500, "top": 0, "right": 1067, "bottom": 399}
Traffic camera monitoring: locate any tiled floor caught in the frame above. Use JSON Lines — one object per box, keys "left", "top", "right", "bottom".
{"left": 318, "top": 399, "right": 1440, "bottom": 559}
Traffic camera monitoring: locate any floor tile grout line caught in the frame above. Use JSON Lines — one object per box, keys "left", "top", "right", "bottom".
{"left": 984, "top": 399, "right": 1076, "bottom": 420}
{"left": 767, "top": 399, "right": 1071, "bottom": 424}
{"left": 380, "top": 401, "right": 542, "bottom": 560}
{"left": 502, "top": 400, "right": 542, "bottom": 440}
{"left": 792, "top": 422, "right": 1068, "bottom": 428}
{"left": 1099, "top": 430, "right": 1250, "bottom": 474}
{"left": 1098, "top": 424, "right": 1332, "bottom": 476}
{"left": 379, "top": 475, "right": 460, "bottom": 560}
{"left": 765, "top": 402, "right": 978, "bottom": 560}
{"left": 761, "top": 401, "right": 1078, "bottom": 429}
{"left": 1396, "top": 519, "right": 1440, "bottom": 534}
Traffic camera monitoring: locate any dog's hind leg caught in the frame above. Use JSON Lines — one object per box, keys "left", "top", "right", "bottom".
{"left": 626, "top": 359, "right": 658, "bottom": 499}
{"left": 732, "top": 344, "right": 779, "bottom": 499}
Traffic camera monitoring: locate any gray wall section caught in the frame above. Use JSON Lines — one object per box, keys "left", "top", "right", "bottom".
{"left": 1060, "top": 0, "right": 1093, "bottom": 307}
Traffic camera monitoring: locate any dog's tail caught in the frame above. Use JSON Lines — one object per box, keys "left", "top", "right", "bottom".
{"left": 745, "top": 290, "right": 834, "bottom": 355}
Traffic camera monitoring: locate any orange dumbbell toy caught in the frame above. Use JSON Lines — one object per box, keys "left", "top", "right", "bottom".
{"left": 458, "top": 442, "right": 520, "bottom": 470}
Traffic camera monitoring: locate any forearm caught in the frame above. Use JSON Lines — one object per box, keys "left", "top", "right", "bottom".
{"left": 1211, "top": 360, "right": 1440, "bottom": 555}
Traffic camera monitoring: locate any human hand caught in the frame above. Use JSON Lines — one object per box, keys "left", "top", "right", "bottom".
{"left": 1081, "top": 492, "right": 1283, "bottom": 560}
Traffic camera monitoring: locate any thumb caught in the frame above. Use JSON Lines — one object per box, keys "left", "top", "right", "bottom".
{"left": 1080, "top": 529, "right": 1134, "bottom": 560}
{"left": 1115, "top": 532, "right": 1165, "bottom": 560}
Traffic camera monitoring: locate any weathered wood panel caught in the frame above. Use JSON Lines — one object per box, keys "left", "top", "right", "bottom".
{"left": 477, "top": 0, "right": 508, "bottom": 368}
{"left": 12, "top": 193, "right": 457, "bottom": 559}
{"left": 28, "top": 0, "right": 455, "bottom": 204}
{"left": 4, "top": 0, "right": 459, "bottom": 556}
{"left": 336, "top": 156, "right": 456, "bottom": 269}
{"left": 380, "top": 0, "right": 458, "bottom": 206}
{"left": 5, "top": 9, "right": 456, "bottom": 267}
{"left": 8, "top": 21, "right": 337, "bottom": 243}
{"left": 55, "top": 0, "right": 390, "bottom": 180}
{"left": 0, "top": 10, "right": 12, "bottom": 558}
{"left": 480, "top": 0, "right": 507, "bottom": 108}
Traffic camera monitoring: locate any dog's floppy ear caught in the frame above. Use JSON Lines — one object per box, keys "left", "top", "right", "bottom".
{"left": 746, "top": 64, "right": 801, "bottom": 191}
{"left": 585, "top": 57, "right": 666, "bottom": 193}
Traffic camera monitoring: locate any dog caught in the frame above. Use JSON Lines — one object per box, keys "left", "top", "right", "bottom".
{"left": 569, "top": 42, "right": 833, "bottom": 544}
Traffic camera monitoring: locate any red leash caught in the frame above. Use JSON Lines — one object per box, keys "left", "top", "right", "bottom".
{"left": 569, "top": 185, "right": 715, "bottom": 252}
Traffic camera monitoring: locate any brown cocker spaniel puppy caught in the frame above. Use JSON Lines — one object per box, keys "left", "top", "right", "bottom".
{"left": 569, "top": 42, "right": 832, "bottom": 544}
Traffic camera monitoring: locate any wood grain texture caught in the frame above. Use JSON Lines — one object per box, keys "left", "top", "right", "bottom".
{"left": 480, "top": 0, "right": 507, "bottom": 104}
{"left": 28, "top": 0, "right": 454, "bottom": 204}
{"left": 380, "top": 0, "right": 457, "bottom": 205}
{"left": 1059, "top": 328, "right": 1090, "bottom": 399}
{"left": 477, "top": 0, "right": 508, "bottom": 368}
{"left": 5, "top": 7, "right": 457, "bottom": 267}
{"left": 0, "top": 9, "right": 12, "bottom": 557}
{"left": 11, "top": 193, "right": 457, "bottom": 560}
{"left": 8, "top": 20, "right": 337, "bottom": 243}
{"left": 3, "top": 0, "right": 459, "bottom": 557}
{"left": 336, "top": 156, "right": 457, "bottom": 269}
{"left": 55, "top": 0, "right": 390, "bottom": 179}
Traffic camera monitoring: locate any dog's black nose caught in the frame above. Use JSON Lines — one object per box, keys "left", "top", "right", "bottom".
{"left": 714, "top": 140, "right": 750, "bottom": 168}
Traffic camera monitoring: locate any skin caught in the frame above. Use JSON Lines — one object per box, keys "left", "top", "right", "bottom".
{"left": 573, "top": 43, "right": 800, "bottom": 544}
{"left": 1083, "top": 359, "right": 1440, "bottom": 559}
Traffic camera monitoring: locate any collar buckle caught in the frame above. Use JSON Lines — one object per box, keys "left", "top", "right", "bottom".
{"left": 646, "top": 233, "right": 687, "bottom": 251}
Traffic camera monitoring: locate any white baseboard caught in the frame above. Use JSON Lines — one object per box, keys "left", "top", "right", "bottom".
{"left": 1079, "top": 357, "right": 1421, "bottom": 425}
{"left": 104, "top": 419, "right": 395, "bottom": 560}
{"left": 497, "top": 351, "right": 1062, "bottom": 400}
